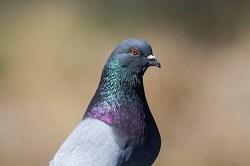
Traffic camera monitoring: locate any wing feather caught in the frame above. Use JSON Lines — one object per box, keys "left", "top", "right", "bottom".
{"left": 50, "top": 118, "right": 123, "bottom": 166}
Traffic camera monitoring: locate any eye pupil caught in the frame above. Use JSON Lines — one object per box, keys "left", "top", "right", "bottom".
{"left": 131, "top": 48, "right": 139, "bottom": 55}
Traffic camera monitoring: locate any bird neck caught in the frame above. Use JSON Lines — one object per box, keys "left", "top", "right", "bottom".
{"left": 84, "top": 64, "right": 148, "bottom": 136}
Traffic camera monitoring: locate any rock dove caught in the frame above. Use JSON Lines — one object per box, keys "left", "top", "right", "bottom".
{"left": 50, "top": 38, "right": 161, "bottom": 166}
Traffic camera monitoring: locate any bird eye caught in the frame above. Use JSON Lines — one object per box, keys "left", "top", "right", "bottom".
{"left": 130, "top": 48, "right": 139, "bottom": 56}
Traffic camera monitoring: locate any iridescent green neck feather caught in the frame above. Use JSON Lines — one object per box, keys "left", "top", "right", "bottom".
{"left": 84, "top": 55, "right": 148, "bottom": 136}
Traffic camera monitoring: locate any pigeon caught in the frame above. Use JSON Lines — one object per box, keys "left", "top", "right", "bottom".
{"left": 50, "top": 38, "right": 161, "bottom": 166}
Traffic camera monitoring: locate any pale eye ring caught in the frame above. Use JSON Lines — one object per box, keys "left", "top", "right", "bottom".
{"left": 130, "top": 48, "right": 139, "bottom": 56}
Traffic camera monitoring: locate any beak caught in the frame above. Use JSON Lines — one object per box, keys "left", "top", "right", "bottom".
{"left": 147, "top": 55, "right": 161, "bottom": 68}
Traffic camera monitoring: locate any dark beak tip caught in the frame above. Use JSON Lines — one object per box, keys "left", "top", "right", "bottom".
{"left": 150, "top": 60, "right": 161, "bottom": 68}
{"left": 157, "top": 62, "right": 161, "bottom": 68}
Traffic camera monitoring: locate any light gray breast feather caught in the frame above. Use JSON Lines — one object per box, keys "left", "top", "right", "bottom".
{"left": 49, "top": 118, "right": 124, "bottom": 166}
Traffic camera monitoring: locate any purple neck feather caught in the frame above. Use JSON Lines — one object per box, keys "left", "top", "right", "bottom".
{"left": 86, "top": 102, "right": 147, "bottom": 136}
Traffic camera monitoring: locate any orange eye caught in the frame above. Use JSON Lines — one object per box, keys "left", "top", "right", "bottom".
{"left": 130, "top": 48, "right": 139, "bottom": 56}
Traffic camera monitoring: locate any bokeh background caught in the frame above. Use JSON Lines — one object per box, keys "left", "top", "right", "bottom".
{"left": 1, "top": 1, "right": 250, "bottom": 165}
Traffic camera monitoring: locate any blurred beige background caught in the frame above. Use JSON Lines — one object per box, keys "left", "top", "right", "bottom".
{"left": 0, "top": 1, "right": 250, "bottom": 166}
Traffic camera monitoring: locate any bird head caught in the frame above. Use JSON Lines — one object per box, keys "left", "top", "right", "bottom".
{"left": 106, "top": 38, "right": 161, "bottom": 76}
